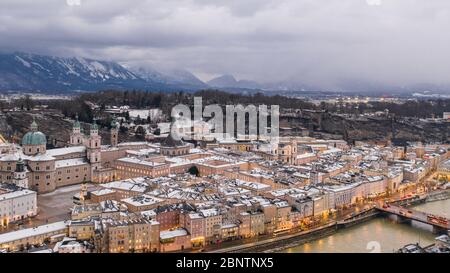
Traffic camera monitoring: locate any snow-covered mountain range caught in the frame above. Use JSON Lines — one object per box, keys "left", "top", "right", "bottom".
{"left": 0, "top": 52, "right": 205, "bottom": 93}
{"left": 1, "top": 52, "right": 449, "bottom": 95}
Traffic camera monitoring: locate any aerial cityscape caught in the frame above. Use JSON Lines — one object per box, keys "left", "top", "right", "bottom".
{"left": 0, "top": 0, "right": 449, "bottom": 259}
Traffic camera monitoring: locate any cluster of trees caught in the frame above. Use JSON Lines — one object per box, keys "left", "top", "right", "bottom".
{"left": 0, "top": 95, "right": 35, "bottom": 111}
{"left": 37, "top": 90, "right": 318, "bottom": 125}
{"left": 6, "top": 90, "right": 449, "bottom": 123}
{"left": 69, "top": 89, "right": 318, "bottom": 114}
{"left": 47, "top": 97, "right": 94, "bottom": 122}
{"left": 15, "top": 95, "right": 35, "bottom": 110}
{"left": 76, "top": 90, "right": 170, "bottom": 110}
{"left": 371, "top": 100, "right": 450, "bottom": 118}
{"left": 321, "top": 99, "right": 450, "bottom": 118}
{"left": 193, "top": 90, "right": 317, "bottom": 110}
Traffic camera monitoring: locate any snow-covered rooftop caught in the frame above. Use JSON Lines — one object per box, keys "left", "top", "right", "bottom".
{"left": 55, "top": 158, "right": 88, "bottom": 169}
{"left": 101, "top": 178, "right": 148, "bottom": 193}
{"left": 121, "top": 194, "right": 164, "bottom": 207}
{"left": 0, "top": 221, "right": 68, "bottom": 245}
{"left": 47, "top": 146, "right": 86, "bottom": 157}
{"left": 160, "top": 228, "right": 188, "bottom": 240}
{"left": 116, "top": 157, "right": 165, "bottom": 167}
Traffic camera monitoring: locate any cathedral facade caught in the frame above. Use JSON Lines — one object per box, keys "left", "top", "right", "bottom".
{"left": 0, "top": 118, "right": 100, "bottom": 193}
{"left": 0, "top": 116, "right": 197, "bottom": 194}
{"left": 0, "top": 117, "right": 140, "bottom": 193}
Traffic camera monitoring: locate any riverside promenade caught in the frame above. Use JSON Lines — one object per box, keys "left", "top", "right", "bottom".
{"left": 207, "top": 190, "right": 450, "bottom": 253}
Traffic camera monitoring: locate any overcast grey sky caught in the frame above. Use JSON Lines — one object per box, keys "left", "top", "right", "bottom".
{"left": 1, "top": 0, "right": 450, "bottom": 88}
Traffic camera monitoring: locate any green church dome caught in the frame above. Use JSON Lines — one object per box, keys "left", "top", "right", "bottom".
{"left": 22, "top": 131, "right": 46, "bottom": 145}
{"left": 111, "top": 116, "right": 119, "bottom": 129}
{"left": 22, "top": 118, "right": 46, "bottom": 145}
{"left": 91, "top": 120, "right": 99, "bottom": 131}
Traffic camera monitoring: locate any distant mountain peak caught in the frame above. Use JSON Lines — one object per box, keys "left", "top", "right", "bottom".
{"left": 207, "top": 74, "right": 238, "bottom": 87}
{"left": 130, "top": 66, "right": 207, "bottom": 89}
{"left": 207, "top": 74, "right": 262, "bottom": 90}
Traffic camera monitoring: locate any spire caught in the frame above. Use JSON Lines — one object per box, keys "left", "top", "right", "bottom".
{"left": 111, "top": 115, "right": 118, "bottom": 129}
{"left": 73, "top": 113, "right": 81, "bottom": 129}
{"left": 30, "top": 117, "right": 38, "bottom": 132}
{"left": 91, "top": 118, "right": 99, "bottom": 131}
{"left": 161, "top": 133, "right": 184, "bottom": 147}
{"left": 89, "top": 118, "right": 99, "bottom": 137}
{"left": 15, "top": 157, "right": 25, "bottom": 172}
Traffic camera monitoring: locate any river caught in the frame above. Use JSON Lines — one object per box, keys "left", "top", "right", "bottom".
{"left": 280, "top": 199, "right": 450, "bottom": 253}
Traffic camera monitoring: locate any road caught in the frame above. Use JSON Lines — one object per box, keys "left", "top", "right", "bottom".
{"left": 202, "top": 205, "right": 370, "bottom": 253}
{"left": 377, "top": 203, "right": 450, "bottom": 229}
{"left": 208, "top": 222, "right": 337, "bottom": 253}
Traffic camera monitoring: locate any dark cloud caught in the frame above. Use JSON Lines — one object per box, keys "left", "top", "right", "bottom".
{"left": 1, "top": 0, "right": 450, "bottom": 88}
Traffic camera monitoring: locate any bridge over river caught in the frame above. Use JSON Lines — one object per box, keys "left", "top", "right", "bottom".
{"left": 376, "top": 204, "right": 450, "bottom": 233}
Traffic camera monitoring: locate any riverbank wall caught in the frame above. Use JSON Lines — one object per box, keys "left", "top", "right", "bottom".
{"left": 237, "top": 224, "right": 338, "bottom": 253}
{"left": 426, "top": 189, "right": 450, "bottom": 202}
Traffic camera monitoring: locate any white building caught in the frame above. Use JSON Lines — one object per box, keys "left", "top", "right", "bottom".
{"left": 0, "top": 184, "right": 37, "bottom": 227}
{"left": 323, "top": 184, "right": 356, "bottom": 208}
{"left": 199, "top": 208, "right": 223, "bottom": 240}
